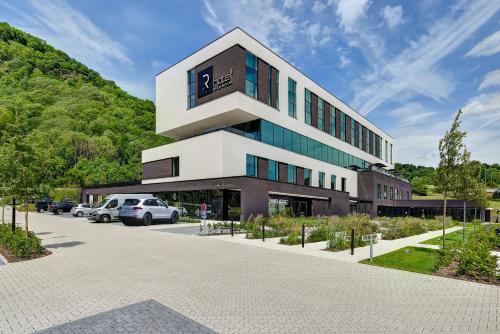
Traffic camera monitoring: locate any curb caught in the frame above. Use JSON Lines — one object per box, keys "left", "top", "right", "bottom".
{"left": 0, "top": 252, "right": 8, "bottom": 265}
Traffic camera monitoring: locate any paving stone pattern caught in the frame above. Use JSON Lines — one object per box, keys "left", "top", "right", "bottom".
{"left": 36, "top": 299, "right": 216, "bottom": 334}
{"left": 0, "top": 212, "right": 499, "bottom": 333}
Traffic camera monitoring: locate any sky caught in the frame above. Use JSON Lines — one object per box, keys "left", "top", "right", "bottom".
{"left": 1, "top": 0, "right": 499, "bottom": 166}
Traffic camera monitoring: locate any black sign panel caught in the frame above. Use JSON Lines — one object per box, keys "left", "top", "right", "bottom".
{"left": 197, "top": 66, "right": 213, "bottom": 98}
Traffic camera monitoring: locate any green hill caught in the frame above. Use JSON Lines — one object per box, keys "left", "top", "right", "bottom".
{"left": 0, "top": 23, "right": 171, "bottom": 188}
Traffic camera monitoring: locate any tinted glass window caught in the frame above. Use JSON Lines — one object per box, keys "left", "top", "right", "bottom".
{"left": 283, "top": 128, "right": 292, "bottom": 150}
{"left": 124, "top": 199, "right": 140, "bottom": 206}
{"left": 273, "top": 124, "right": 284, "bottom": 148}
{"left": 246, "top": 154, "right": 257, "bottom": 177}
{"left": 144, "top": 199, "right": 158, "bottom": 206}
{"left": 287, "top": 165, "right": 296, "bottom": 184}
{"left": 261, "top": 120, "right": 274, "bottom": 145}
{"left": 108, "top": 199, "right": 118, "bottom": 208}
{"left": 268, "top": 160, "right": 278, "bottom": 181}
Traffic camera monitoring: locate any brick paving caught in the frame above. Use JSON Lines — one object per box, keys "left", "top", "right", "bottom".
{"left": 0, "top": 212, "right": 499, "bottom": 333}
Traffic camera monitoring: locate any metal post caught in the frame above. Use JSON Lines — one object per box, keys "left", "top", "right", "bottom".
{"left": 301, "top": 224, "right": 305, "bottom": 248}
{"left": 350, "top": 228, "right": 354, "bottom": 255}
{"left": 231, "top": 220, "right": 234, "bottom": 237}
{"left": 11, "top": 198, "right": 16, "bottom": 232}
{"left": 262, "top": 220, "right": 265, "bottom": 242}
{"left": 369, "top": 237, "right": 373, "bottom": 263}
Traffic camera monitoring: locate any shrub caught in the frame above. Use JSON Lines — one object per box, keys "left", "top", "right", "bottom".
{"left": 179, "top": 216, "right": 199, "bottom": 224}
{"left": 379, "top": 216, "right": 455, "bottom": 240}
{"left": 457, "top": 238, "right": 497, "bottom": 279}
{"left": 0, "top": 225, "right": 43, "bottom": 258}
{"left": 325, "top": 214, "right": 378, "bottom": 251}
{"left": 280, "top": 229, "right": 302, "bottom": 245}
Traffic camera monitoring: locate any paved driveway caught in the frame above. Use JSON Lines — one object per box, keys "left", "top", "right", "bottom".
{"left": 0, "top": 212, "right": 499, "bottom": 333}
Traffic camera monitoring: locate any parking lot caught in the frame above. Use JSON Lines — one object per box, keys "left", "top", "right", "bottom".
{"left": 0, "top": 211, "right": 499, "bottom": 333}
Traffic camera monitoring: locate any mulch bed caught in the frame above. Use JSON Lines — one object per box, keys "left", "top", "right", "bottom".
{"left": 434, "top": 260, "right": 500, "bottom": 286}
{"left": 0, "top": 245, "right": 52, "bottom": 263}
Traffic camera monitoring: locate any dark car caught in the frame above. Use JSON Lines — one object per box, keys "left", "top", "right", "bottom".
{"left": 35, "top": 197, "right": 54, "bottom": 213}
{"left": 51, "top": 202, "right": 75, "bottom": 215}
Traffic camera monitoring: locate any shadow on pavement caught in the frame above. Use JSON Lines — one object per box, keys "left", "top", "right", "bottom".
{"left": 35, "top": 232, "right": 52, "bottom": 236}
{"left": 43, "top": 241, "right": 84, "bottom": 249}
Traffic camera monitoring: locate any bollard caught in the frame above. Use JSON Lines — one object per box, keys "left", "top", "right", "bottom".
{"left": 231, "top": 220, "right": 234, "bottom": 237}
{"left": 301, "top": 224, "right": 305, "bottom": 248}
{"left": 11, "top": 198, "right": 16, "bottom": 232}
{"left": 350, "top": 228, "right": 354, "bottom": 255}
{"left": 262, "top": 220, "right": 265, "bottom": 242}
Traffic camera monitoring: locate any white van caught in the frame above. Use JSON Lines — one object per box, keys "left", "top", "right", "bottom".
{"left": 88, "top": 194, "right": 152, "bottom": 223}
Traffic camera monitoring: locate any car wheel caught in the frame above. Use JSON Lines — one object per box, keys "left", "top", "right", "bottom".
{"left": 77, "top": 211, "right": 83, "bottom": 217}
{"left": 39, "top": 208, "right": 44, "bottom": 213}
{"left": 100, "top": 215, "right": 111, "bottom": 223}
{"left": 143, "top": 213, "right": 152, "bottom": 226}
{"left": 57, "top": 209, "right": 63, "bottom": 215}
{"left": 170, "top": 212, "right": 179, "bottom": 224}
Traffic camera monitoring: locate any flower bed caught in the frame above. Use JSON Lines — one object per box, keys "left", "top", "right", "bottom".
{"left": 378, "top": 216, "right": 456, "bottom": 240}
{"left": 0, "top": 224, "right": 49, "bottom": 262}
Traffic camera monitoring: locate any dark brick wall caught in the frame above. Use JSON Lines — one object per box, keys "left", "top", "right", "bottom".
{"left": 257, "top": 157, "right": 268, "bottom": 179}
{"left": 257, "top": 58, "right": 269, "bottom": 105}
{"left": 278, "top": 163, "right": 288, "bottom": 183}
{"left": 354, "top": 121, "right": 359, "bottom": 148}
{"left": 335, "top": 109, "right": 341, "bottom": 139}
{"left": 142, "top": 159, "right": 172, "bottom": 179}
{"left": 324, "top": 101, "right": 331, "bottom": 134}
{"left": 270, "top": 67, "right": 279, "bottom": 108}
{"left": 311, "top": 93, "right": 318, "bottom": 128}
{"left": 195, "top": 45, "right": 246, "bottom": 106}
{"left": 345, "top": 115, "right": 351, "bottom": 144}
{"left": 296, "top": 167, "right": 304, "bottom": 185}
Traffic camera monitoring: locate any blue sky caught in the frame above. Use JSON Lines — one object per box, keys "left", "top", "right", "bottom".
{"left": 1, "top": 0, "right": 499, "bottom": 166}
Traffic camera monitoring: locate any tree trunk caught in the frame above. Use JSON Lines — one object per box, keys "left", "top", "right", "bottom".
{"left": 442, "top": 193, "right": 447, "bottom": 250}
{"left": 462, "top": 200, "right": 466, "bottom": 243}
{"left": 24, "top": 193, "right": 29, "bottom": 237}
{"left": 1, "top": 205, "right": 4, "bottom": 224}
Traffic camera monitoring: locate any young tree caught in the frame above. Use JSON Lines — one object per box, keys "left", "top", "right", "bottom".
{"left": 435, "top": 110, "right": 466, "bottom": 249}
{"left": 471, "top": 181, "right": 488, "bottom": 229}
{"left": 454, "top": 147, "right": 474, "bottom": 242}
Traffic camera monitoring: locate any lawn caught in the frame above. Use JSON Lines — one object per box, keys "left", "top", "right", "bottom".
{"left": 360, "top": 246, "right": 439, "bottom": 275}
{"left": 420, "top": 224, "right": 472, "bottom": 247}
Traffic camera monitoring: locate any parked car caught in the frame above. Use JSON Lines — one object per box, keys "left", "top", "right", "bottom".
{"left": 51, "top": 202, "right": 75, "bottom": 215}
{"left": 88, "top": 194, "right": 152, "bottom": 223}
{"left": 71, "top": 204, "right": 93, "bottom": 217}
{"left": 118, "top": 198, "right": 180, "bottom": 226}
{"left": 35, "top": 197, "right": 54, "bottom": 213}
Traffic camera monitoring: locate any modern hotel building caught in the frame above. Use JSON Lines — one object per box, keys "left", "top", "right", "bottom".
{"left": 82, "top": 28, "right": 411, "bottom": 221}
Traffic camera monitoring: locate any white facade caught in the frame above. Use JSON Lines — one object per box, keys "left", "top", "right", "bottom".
{"left": 144, "top": 27, "right": 395, "bottom": 198}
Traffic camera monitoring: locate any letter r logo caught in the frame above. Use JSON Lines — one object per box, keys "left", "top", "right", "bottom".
{"left": 197, "top": 66, "right": 213, "bottom": 97}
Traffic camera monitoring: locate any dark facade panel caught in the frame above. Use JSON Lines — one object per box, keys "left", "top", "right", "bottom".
{"left": 354, "top": 121, "right": 359, "bottom": 148}
{"left": 335, "top": 109, "right": 341, "bottom": 139}
{"left": 142, "top": 159, "right": 172, "bottom": 180}
{"left": 345, "top": 115, "right": 351, "bottom": 144}
{"left": 257, "top": 157, "right": 268, "bottom": 179}
{"left": 257, "top": 58, "right": 269, "bottom": 104}
{"left": 278, "top": 162, "right": 288, "bottom": 183}
{"left": 375, "top": 135, "right": 380, "bottom": 158}
{"left": 195, "top": 45, "right": 246, "bottom": 106}
{"left": 324, "top": 101, "right": 331, "bottom": 134}
{"left": 311, "top": 93, "right": 318, "bottom": 128}
{"left": 296, "top": 167, "right": 304, "bottom": 185}
{"left": 362, "top": 127, "right": 367, "bottom": 152}
{"left": 270, "top": 67, "right": 279, "bottom": 108}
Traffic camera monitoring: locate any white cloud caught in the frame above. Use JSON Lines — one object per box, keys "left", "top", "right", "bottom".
{"left": 305, "top": 22, "right": 332, "bottom": 46}
{"left": 353, "top": 0, "right": 500, "bottom": 115}
{"left": 388, "top": 103, "right": 436, "bottom": 127}
{"left": 339, "top": 55, "right": 351, "bottom": 67}
{"left": 333, "top": 0, "right": 371, "bottom": 33}
{"left": 203, "top": 0, "right": 224, "bottom": 34}
{"left": 381, "top": 5, "right": 403, "bottom": 28}
{"left": 283, "top": 0, "right": 303, "bottom": 9}
{"left": 312, "top": 1, "right": 328, "bottom": 14}
{"left": 466, "top": 30, "right": 500, "bottom": 57}
{"left": 462, "top": 91, "right": 500, "bottom": 128}
{"left": 479, "top": 69, "right": 500, "bottom": 91}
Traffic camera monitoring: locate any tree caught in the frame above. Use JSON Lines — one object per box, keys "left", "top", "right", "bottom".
{"left": 454, "top": 147, "right": 475, "bottom": 242}
{"left": 435, "top": 110, "right": 466, "bottom": 249}
{"left": 471, "top": 181, "right": 488, "bottom": 229}
{"left": 0, "top": 148, "right": 12, "bottom": 224}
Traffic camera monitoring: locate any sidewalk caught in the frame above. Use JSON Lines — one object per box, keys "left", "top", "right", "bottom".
{"left": 213, "top": 226, "right": 462, "bottom": 263}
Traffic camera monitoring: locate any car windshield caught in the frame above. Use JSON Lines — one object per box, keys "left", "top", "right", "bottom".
{"left": 123, "top": 199, "right": 140, "bottom": 206}
{"left": 96, "top": 199, "right": 109, "bottom": 208}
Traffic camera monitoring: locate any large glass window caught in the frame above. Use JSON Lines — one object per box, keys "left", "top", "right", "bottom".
{"left": 366, "top": 129, "right": 371, "bottom": 153}
{"left": 288, "top": 78, "right": 296, "bottom": 117}
{"left": 358, "top": 123, "right": 363, "bottom": 149}
{"left": 378, "top": 137, "right": 383, "bottom": 159}
{"left": 318, "top": 97, "right": 324, "bottom": 131}
{"left": 284, "top": 128, "right": 292, "bottom": 151}
{"left": 372, "top": 134, "right": 376, "bottom": 157}
{"left": 384, "top": 185, "right": 387, "bottom": 199}
{"left": 246, "top": 154, "right": 257, "bottom": 177}
{"left": 390, "top": 187, "right": 394, "bottom": 200}
{"left": 261, "top": 120, "right": 274, "bottom": 145}
{"left": 274, "top": 124, "right": 284, "bottom": 148}
{"left": 172, "top": 157, "right": 179, "bottom": 177}
{"left": 305, "top": 89, "right": 312, "bottom": 125}
{"left": 318, "top": 172, "right": 325, "bottom": 188}
{"left": 341, "top": 177, "right": 346, "bottom": 192}
{"left": 351, "top": 119, "right": 355, "bottom": 145}
{"left": 292, "top": 132, "right": 301, "bottom": 153}
{"left": 390, "top": 143, "right": 393, "bottom": 164}
{"left": 385, "top": 140, "right": 388, "bottom": 162}
{"left": 304, "top": 168, "right": 311, "bottom": 186}
{"left": 268, "top": 160, "right": 278, "bottom": 181}
{"left": 187, "top": 69, "right": 196, "bottom": 109}
{"left": 331, "top": 175, "right": 336, "bottom": 190}
{"left": 340, "top": 111, "right": 346, "bottom": 141}
{"left": 329, "top": 105, "right": 335, "bottom": 136}
{"left": 245, "top": 52, "right": 258, "bottom": 98}
{"left": 287, "top": 165, "right": 296, "bottom": 184}
{"left": 377, "top": 183, "right": 381, "bottom": 198}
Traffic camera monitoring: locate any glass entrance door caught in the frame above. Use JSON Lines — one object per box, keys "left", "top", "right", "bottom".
{"left": 292, "top": 201, "right": 308, "bottom": 217}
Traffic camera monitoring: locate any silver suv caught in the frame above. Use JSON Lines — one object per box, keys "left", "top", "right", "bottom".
{"left": 118, "top": 198, "right": 180, "bottom": 226}
{"left": 71, "top": 204, "right": 93, "bottom": 217}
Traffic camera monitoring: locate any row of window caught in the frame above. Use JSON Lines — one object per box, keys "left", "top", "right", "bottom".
{"left": 246, "top": 154, "right": 346, "bottom": 191}
{"left": 376, "top": 183, "right": 409, "bottom": 200}
{"left": 245, "top": 51, "right": 279, "bottom": 108}
{"left": 230, "top": 119, "right": 370, "bottom": 171}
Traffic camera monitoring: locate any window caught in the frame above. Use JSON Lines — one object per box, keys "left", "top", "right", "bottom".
{"left": 273, "top": 124, "right": 284, "bottom": 148}
{"left": 304, "top": 169, "right": 311, "bottom": 186}
{"left": 187, "top": 69, "right": 196, "bottom": 109}
{"left": 261, "top": 120, "right": 274, "bottom": 145}
{"left": 377, "top": 183, "right": 381, "bottom": 198}
{"left": 268, "top": 160, "right": 278, "bottom": 181}
{"left": 331, "top": 175, "right": 336, "bottom": 190}
{"left": 358, "top": 123, "right": 363, "bottom": 149}
{"left": 372, "top": 134, "right": 376, "bottom": 156}
{"left": 341, "top": 177, "right": 347, "bottom": 192}
{"left": 395, "top": 188, "right": 399, "bottom": 200}
{"left": 390, "top": 187, "right": 394, "bottom": 200}
{"left": 305, "top": 89, "right": 312, "bottom": 125}
{"left": 329, "top": 105, "right": 335, "bottom": 136}
{"left": 385, "top": 140, "right": 388, "bottom": 162}
{"left": 384, "top": 185, "right": 387, "bottom": 199}
{"left": 287, "top": 165, "right": 296, "bottom": 184}
{"left": 378, "top": 137, "right": 383, "bottom": 159}
{"left": 366, "top": 129, "right": 370, "bottom": 153}
{"left": 351, "top": 119, "right": 355, "bottom": 145}
{"left": 407, "top": 191, "right": 410, "bottom": 200}
{"left": 390, "top": 143, "right": 393, "bottom": 164}
{"left": 107, "top": 199, "right": 118, "bottom": 209}
{"left": 143, "top": 199, "right": 158, "bottom": 207}
{"left": 246, "top": 154, "right": 257, "bottom": 177}
{"left": 318, "top": 97, "right": 324, "bottom": 131}
{"left": 292, "top": 132, "right": 301, "bottom": 153}
{"left": 288, "top": 78, "right": 296, "bottom": 117}
{"left": 172, "top": 157, "right": 179, "bottom": 177}
{"left": 340, "top": 111, "right": 346, "bottom": 141}
{"left": 284, "top": 128, "right": 292, "bottom": 151}
{"left": 318, "top": 172, "right": 325, "bottom": 188}
{"left": 245, "top": 52, "right": 258, "bottom": 98}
